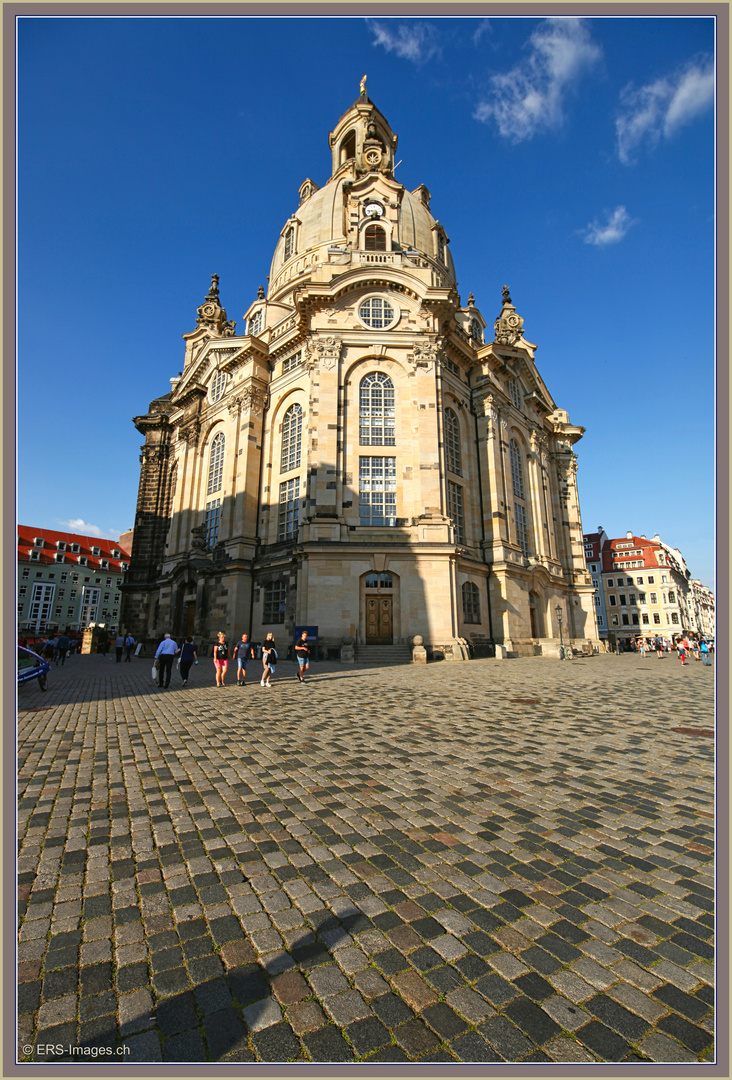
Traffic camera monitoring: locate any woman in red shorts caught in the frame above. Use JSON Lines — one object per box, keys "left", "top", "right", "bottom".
{"left": 212, "top": 631, "right": 230, "bottom": 687}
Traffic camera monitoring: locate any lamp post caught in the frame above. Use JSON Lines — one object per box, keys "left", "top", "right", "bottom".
{"left": 556, "top": 604, "right": 563, "bottom": 658}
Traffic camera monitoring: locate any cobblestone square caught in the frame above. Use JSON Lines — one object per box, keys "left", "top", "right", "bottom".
{"left": 17, "top": 652, "right": 715, "bottom": 1064}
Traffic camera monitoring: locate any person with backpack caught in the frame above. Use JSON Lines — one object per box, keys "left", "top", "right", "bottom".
{"left": 213, "top": 631, "right": 230, "bottom": 687}
{"left": 124, "top": 632, "right": 136, "bottom": 661}
{"left": 700, "top": 639, "right": 711, "bottom": 666}
{"left": 261, "top": 633, "right": 277, "bottom": 687}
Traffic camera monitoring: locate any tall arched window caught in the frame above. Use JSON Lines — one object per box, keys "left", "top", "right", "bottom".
{"left": 205, "top": 432, "right": 225, "bottom": 549}
{"left": 364, "top": 225, "right": 386, "bottom": 251}
{"left": 207, "top": 433, "right": 225, "bottom": 495}
{"left": 281, "top": 403, "right": 303, "bottom": 472}
{"left": 360, "top": 373, "right": 395, "bottom": 445}
{"left": 510, "top": 439, "right": 524, "bottom": 500}
{"left": 444, "top": 408, "right": 462, "bottom": 476}
{"left": 510, "top": 438, "right": 528, "bottom": 556}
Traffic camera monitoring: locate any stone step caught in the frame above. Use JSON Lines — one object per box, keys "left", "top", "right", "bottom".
{"left": 356, "top": 645, "right": 413, "bottom": 665}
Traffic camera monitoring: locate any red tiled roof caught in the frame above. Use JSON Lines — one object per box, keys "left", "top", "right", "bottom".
{"left": 17, "top": 526, "right": 130, "bottom": 574}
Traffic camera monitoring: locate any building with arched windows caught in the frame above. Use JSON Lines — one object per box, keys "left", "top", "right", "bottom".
{"left": 123, "top": 92, "right": 598, "bottom": 660}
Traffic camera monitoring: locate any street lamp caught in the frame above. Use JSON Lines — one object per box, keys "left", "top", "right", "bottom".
{"left": 556, "top": 604, "right": 563, "bottom": 657}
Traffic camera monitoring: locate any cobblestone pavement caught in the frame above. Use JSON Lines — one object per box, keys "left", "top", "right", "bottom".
{"left": 17, "top": 652, "right": 715, "bottom": 1065}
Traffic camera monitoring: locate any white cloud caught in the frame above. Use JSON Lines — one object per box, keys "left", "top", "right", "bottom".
{"left": 368, "top": 20, "right": 440, "bottom": 65}
{"left": 581, "top": 205, "right": 636, "bottom": 246}
{"left": 473, "top": 19, "right": 491, "bottom": 46}
{"left": 474, "top": 18, "right": 601, "bottom": 141}
{"left": 58, "top": 518, "right": 104, "bottom": 537}
{"left": 616, "top": 58, "right": 714, "bottom": 164}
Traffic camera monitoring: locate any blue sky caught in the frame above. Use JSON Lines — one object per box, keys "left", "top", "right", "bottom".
{"left": 17, "top": 14, "right": 716, "bottom": 588}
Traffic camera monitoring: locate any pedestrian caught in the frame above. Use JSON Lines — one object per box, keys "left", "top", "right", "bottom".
{"left": 676, "top": 637, "right": 687, "bottom": 665}
{"left": 154, "top": 633, "right": 178, "bottom": 689}
{"left": 124, "top": 631, "right": 135, "bottom": 661}
{"left": 639, "top": 638, "right": 647, "bottom": 658}
{"left": 295, "top": 630, "right": 310, "bottom": 682}
{"left": 700, "top": 639, "right": 711, "bottom": 666}
{"left": 114, "top": 632, "right": 125, "bottom": 662}
{"left": 233, "top": 633, "right": 254, "bottom": 687}
{"left": 42, "top": 634, "right": 55, "bottom": 662}
{"left": 261, "top": 632, "right": 277, "bottom": 687}
{"left": 56, "top": 631, "right": 70, "bottom": 666}
{"left": 213, "top": 631, "right": 230, "bottom": 687}
{"left": 691, "top": 638, "right": 701, "bottom": 662}
{"left": 655, "top": 637, "right": 664, "bottom": 659}
{"left": 178, "top": 637, "right": 198, "bottom": 685}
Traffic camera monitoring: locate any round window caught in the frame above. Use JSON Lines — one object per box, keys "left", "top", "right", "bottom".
{"left": 358, "top": 296, "right": 398, "bottom": 330}
{"left": 209, "top": 369, "right": 227, "bottom": 403}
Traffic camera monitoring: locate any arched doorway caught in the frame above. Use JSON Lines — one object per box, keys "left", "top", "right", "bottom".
{"left": 364, "top": 571, "right": 394, "bottom": 644}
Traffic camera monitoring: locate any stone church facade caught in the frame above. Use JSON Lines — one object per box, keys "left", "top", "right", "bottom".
{"left": 122, "top": 92, "right": 598, "bottom": 660}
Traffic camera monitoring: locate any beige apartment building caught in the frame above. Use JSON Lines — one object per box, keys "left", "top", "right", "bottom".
{"left": 122, "top": 92, "right": 598, "bottom": 660}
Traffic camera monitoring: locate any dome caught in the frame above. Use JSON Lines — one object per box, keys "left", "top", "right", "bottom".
{"left": 267, "top": 96, "right": 457, "bottom": 298}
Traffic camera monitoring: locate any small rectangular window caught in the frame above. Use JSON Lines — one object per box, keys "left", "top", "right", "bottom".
{"left": 609, "top": 595, "right": 617, "bottom": 606}
{"left": 607, "top": 579, "right": 614, "bottom": 588}
{"left": 649, "top": 592, "right": 658, "bottom": 604}
{"left": 611, "top": 614, "right": 619, "bottom": 626}
{"left": 642, "top": 613, "right": 649, "bottom": 624}
{"left": 647, "top": 576, "right": 654, "bottom": 584}
{"left": 622, "top": 614, "right": 629, "bottom": 625}
{"left": 619, "top": 594, "right": 627, "bottom": 606}
{"left": 653, "top": 612, "right": 661, "bottom": 624}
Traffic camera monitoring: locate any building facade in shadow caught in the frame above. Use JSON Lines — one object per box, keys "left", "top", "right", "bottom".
{"left": 122, "top": 93, "right": 598, "bottom": 660}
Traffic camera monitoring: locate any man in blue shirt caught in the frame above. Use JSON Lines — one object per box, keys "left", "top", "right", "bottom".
{"left": 154, "top": 633, "right": 178, "bottom": 689}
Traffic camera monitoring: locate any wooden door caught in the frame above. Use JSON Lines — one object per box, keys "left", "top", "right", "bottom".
{"left": 185, "top": 602, "right": 196, "bottom": 636}
{"left": 366, "top": 596, "right": 393, "bottom": 643}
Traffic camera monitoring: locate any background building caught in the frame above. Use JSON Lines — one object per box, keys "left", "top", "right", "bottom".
{"left": 122, "top": 93, "right": 599, "bottom": 661}
{"left": 583, "top": 528, "right": 608, "bottom": 640}
{"left": 583, "top": 528, "right": 714, "bottom": 646}
{"left": 17, "top": 527, "right": 130, "bottom": 639}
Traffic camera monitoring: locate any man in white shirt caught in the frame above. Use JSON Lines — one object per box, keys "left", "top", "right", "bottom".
{"left": 154, "top": 633, "right": 178, "bottom": 689}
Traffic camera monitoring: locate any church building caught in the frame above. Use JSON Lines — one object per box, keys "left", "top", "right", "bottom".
{"left": 122, "top": 90, "right": 598, "bottom": 661}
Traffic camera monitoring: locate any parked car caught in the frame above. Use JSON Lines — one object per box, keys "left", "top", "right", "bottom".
{"left": 18, "top": 645, "right": 50, "bottom": 691}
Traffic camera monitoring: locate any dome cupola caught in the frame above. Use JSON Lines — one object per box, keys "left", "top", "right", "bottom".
{"left": 328, "top": 77, "right": 398, "bottom": 181}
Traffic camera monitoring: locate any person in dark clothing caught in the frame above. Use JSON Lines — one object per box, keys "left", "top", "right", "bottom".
{"left": 179, "top": 637, "right": 198, "bottom": 686}
{"left": 295, "top": 631, "right": 310, "bottom": 682}
{"left": 56, "top": 633, "right": 70, "bottom": 666}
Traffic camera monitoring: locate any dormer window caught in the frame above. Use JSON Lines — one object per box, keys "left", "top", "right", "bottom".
{"left": 71, "top": 543, "right": 80, "bottom": 553}
{"left": 111, "top": 548, "right": 120, "bottom": 558}
{"left": 249, "top": 310, "right": 263, "bottom": 336}
{"left": 54, "top": 553, "right": 65, "bottom": 563}
{"left": 364, "top": 225, "right": 386, "bottom": 252}
{"left": 120, "top": 562, "right": 129, "bottom": 571}
{"left": 100, "top": 559, "right": 109, "bottom": 569}
{"left": 78, "top": 556, "right": 88, "bottom": 566}
{"left": 470, "top": 319, "right": 483, "bottom": 344}
{"left": 30, "top": 550, "right": 40, "bottom": 561}
{"left": 33, "top": 537, "right": 44, "bottom": 547}
{"left": 91, "top": 546, "right": 101, "bottom": 556}
{"left": 56, "top": 540, "right": 67, "bottom": 551}
{"left": 284, "top": 226, "right": 294, "bottom": 261}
